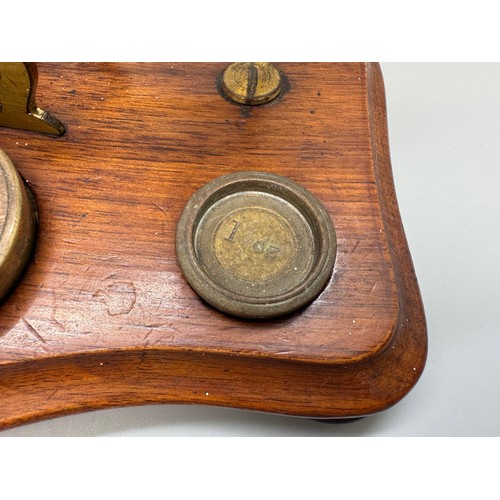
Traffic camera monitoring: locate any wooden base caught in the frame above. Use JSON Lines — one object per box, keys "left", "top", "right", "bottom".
{"left": 0, "top": 63, "right": 427, "bottom": 429}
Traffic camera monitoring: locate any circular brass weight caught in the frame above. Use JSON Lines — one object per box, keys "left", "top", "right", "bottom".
{"left": 0, "top": 149, "right": 37, "bottom": 302}
{"left": 221, "top": 63, "right": 282, "bottom": 105}
{"left": 176, "top": 172, "right": 337, "bottom": 319}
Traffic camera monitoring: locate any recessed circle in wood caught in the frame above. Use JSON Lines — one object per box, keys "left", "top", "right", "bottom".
{"left": 176, "top": 171, "right": 336, "bottom": 319}
{"left": 0, "top": 149, "right": 37, "bottom": 302}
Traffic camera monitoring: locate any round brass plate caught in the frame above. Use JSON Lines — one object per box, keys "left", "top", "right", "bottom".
{"left": 0, "top": 149, "right": 37, "bottom": 302}
{"left": 176, "top": 172, "right": 336, "bottom": 319}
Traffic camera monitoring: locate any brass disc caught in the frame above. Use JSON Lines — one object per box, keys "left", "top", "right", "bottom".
{"left": 0, "top": 149, "right": 37, "bottom": 302}
{"left": 176, "top": 171, "right": 336, "bottom": 319}
{"left": 221, "top": 63, "right": 282, "bottom": 105}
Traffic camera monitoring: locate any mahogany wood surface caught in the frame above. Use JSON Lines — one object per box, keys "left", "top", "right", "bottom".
{"left": 0, "top": 63, "right": 427, "bottom": 429}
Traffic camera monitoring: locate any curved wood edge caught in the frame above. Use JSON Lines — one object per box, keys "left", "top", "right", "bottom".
{"left": 0, "top": 63, "right": 427, "bottom": 430}
{"left": 365, "top": 62, "right": 428, "bottom": 403}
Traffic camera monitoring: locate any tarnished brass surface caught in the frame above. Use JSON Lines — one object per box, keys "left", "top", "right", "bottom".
{"left": 221, "top": 63, "right": 282, "bottom": 105}
{"left": 176, "top": 172, "right": 336, "bottom": 319}
{"left": 213, "top": 207, "right": 298, "bottom": 283}
{"left": 0, "top": 63, "right": 65, "bottom": 136}
{"left": 0, "top": 149, "right": 37, "bottom": 302}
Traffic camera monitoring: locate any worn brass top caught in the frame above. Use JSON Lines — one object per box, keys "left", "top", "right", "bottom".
{"left": 0, "top": 63, "right": 65, "bottom": 136}
{"left": 176, "top": 171, "right": 336, "bottom": 319}
{"left": 0, "top": 150, "right": 37, "bottom": 302}
{"left": 221, "top": 63, "right": 282, "bottom": 105}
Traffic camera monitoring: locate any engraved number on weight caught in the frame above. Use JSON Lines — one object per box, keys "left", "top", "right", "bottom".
{"left": 225, "top": 220, "right": 240, "bottom": 242}
{"left": 253, "top": 239, "right": 280, "bottom": 259}
{"left": 225, "top": 220, "right": 280, "bottom": 259}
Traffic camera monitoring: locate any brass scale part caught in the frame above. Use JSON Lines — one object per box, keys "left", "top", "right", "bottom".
{"left": 0, "top": 62, "right": 65, "bottom": 136}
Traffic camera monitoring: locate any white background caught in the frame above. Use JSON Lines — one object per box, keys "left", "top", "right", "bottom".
{"left": 2, "top": 62, "right": 499, "bottom": 437}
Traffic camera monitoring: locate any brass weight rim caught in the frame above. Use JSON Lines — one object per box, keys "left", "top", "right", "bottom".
{"left": 0, "top": 149, "right": 37, "bottom": 302}
{"left": 176, "top": 171, "right": 337, "bottom": 319}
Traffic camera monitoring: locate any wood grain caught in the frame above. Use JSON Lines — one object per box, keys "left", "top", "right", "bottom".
{"left": 0, "top": 63, "right": 427, "bottom": 428}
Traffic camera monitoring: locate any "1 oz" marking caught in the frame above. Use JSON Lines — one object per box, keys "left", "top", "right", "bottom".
{"left": 225, "top": 220, "right": 240, "bottom": 242}
{"left": 253, "top": 239, "right": 280, "bottom": 259}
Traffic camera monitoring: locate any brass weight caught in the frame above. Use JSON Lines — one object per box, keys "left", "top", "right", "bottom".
{"left": 176, "top": 172, "right": 336, "bottom": 319}
{"left": 0, "top": 149, "right": 37, "bottom": 302}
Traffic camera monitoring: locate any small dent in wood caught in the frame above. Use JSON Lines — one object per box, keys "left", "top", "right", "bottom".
{"left": 93, "top": 281, "right": 137, "bottom": 316}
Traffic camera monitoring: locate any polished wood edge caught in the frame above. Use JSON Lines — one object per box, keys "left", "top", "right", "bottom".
{"left": 0, "top": 64, "right": 427, "bottom": 429}
{"left": 365, "top": 61, "right": 428, "bottom": 394}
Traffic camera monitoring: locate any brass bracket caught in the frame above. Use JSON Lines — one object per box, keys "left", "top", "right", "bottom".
{"left": 0, "top": 62, "right": 65, "bottom": 136}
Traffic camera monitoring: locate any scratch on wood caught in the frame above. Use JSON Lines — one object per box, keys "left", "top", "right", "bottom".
{"left": 47, "top": 389, "right": 59, "bottom": 400}
{"left": 351, "top": 239, "right": 361, "bottom": 253}
{"left": 168, "top": 323, "right": 181, "bottom": 335}
{"left": 76, "top": 284, "right": 86, "bottom": 299}
{"left": 277, "top": 108, "right": 294, "bottom": 126}
{"left": 51, "top": 318, "right": 66, "bottom": 331}
{"left": 99, "top": 255, "right": 119, "bottom": 262}
{"left": 152, "top": 201, "right": 169, "bottom": 217}
{"left": 22, "top": 318, "right": 48, "bottom": 346}
{"left": 143, "top": 328, "right": 154, "bottom": 343}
